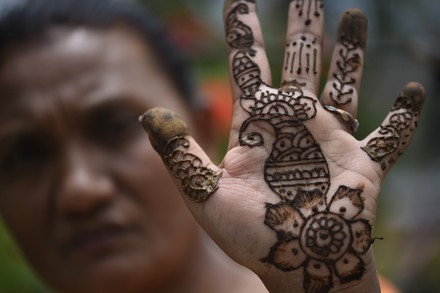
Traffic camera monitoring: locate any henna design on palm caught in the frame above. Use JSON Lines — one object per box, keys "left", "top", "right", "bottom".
{"left": 226, "top": 1, "right": 371, "bottom": 291}
{"left": 263, "top": 185, "right": 372, "bottom": 290}
{"left": 239, "top": 85, "right": 330, "bottom": 201}
{"left": 141, "top": 1, "right": 425, "bottom": 292}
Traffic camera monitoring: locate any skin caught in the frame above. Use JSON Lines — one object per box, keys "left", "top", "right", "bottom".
{"left": 0, "top": 26, "right": 266, "bottom": 293}
{"left": 141, "top": 1, "right": 425, "bottom": 292}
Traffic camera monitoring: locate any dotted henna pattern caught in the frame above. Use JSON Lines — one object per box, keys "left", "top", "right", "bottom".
{"left": 284, "top": 35, "right": 319, "bottom": 76}
{"left": 291, "top": 0, "right": 324, "bottom": 26}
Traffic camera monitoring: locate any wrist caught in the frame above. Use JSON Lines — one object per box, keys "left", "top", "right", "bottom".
{"left": 257, "top": 249, "right": 379, "bottom": 293}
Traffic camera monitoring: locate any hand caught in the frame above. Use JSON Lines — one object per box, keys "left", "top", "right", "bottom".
{"left": 140, "top": 1, "right": 425, "bottom": 292}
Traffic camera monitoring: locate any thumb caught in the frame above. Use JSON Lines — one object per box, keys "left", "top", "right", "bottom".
{"left": 139, "top": 107, "right": 222, "bottom": 203}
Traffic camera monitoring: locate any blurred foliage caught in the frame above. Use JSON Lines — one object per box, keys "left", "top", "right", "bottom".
{"left": 0, "top": 219, "right": 50, "bottom": 292}
{"left": 1, "top": 0, "right": 439, "bottom": 292}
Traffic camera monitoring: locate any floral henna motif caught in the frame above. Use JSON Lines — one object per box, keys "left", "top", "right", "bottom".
{"left": 226, "top": 1, "right": 372, "bottom": 292}
{"left": 164, "top": 136, "right": 221, "bottom": 203}
{"left": 262, "top": 186, "right": 371, "bottom": 291}
{"left": 361, "top": 95, "right": 421, "bottom": 170}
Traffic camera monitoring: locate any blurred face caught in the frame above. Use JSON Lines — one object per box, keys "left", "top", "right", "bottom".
{"left": 0, "top": 26, "right": 199, "bottom": 292}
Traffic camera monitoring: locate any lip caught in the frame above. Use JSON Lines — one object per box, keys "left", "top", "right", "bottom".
{"left": 63, "top": 222, "right": 137, "bottom": 257}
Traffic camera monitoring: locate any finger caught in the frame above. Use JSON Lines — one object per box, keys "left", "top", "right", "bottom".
{"left": 225, "top": 0, "right": 271, "bottom": 98}
{"left": 320, "top": 8, "right": 368, "bottom": 118}
{"left": 224, "top": 0, "right": 272, "bottom": 150}
{"left": 361, "top": 82, "right": 425, "bottom": 177}
{"left": 281, "top": 0, "right": 325, "bottom": 94}
{"left": 139, "top": 107, "right": 222, "bottom": 203}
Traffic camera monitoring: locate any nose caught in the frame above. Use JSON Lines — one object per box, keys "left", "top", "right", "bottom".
{"left": 56, "top": 142, "right": 115, "bottom": 219}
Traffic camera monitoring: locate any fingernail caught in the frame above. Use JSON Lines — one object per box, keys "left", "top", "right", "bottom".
{"left": 139, "top": 107, "right": 189, "bottom": 157}
{"left": 338, "top": 8, "right": 368, "bottom": 49}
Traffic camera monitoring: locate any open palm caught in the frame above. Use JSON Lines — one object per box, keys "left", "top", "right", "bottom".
{"left": 140, "top": 1, "right": 425, "bottom": 292}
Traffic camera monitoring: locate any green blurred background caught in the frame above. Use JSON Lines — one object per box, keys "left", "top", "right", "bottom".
{"left": 1, "top": 0, "right": 439, "bottom": 292}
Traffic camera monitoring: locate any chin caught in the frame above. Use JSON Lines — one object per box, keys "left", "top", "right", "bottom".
{"left": 40, "top": 249, "right": 162, "bottom": 293}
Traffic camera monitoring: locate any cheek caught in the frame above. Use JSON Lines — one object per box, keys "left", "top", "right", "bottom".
{"left": 112, "top": 141, "right": 199, "bottom": 284}
{"left": 115, "top": 140, "right": 197, "bottom": 246}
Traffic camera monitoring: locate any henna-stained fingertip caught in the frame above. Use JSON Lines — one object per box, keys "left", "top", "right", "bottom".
{"left": 139, "top": 107, "right": 190, "bottom": 157}
{"left": 338, "top": 8, "right": 368, "bottom": 49}
{"left": 139, "top": 107, "right": 221, "bottom": 203}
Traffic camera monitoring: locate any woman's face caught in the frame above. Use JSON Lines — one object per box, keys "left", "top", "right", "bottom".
{"left": 0, "top": 26, "right": 199, "bottom": 293}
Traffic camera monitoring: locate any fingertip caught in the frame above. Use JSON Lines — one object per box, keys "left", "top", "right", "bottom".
{"left": 338, "top": 8, "right": 368, "bottom": 49}
{"left": 139, "top": 107, "right": 189, "bottom": 156}
{"left": 400, "top": 82, "right": 426, "bottom": 112}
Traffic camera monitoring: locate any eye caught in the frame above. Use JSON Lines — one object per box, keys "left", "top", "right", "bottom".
{"left": 88, "top": 108, "right": 142, "bottom": 149}
{"left": 1, "top": 134, "right": 51, "bottom": 174}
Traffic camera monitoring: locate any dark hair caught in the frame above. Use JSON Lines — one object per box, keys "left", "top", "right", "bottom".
{"left": 0, "top": 0, "right": 200, "bottom": 107}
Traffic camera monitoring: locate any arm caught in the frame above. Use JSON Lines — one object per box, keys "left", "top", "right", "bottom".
{"left": 140, "top": 1, "right": 425, "bottom": 292}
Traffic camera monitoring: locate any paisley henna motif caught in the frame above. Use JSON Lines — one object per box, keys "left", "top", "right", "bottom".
{"left": 226, "top": 2, "right": 262, "bottom": 96}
